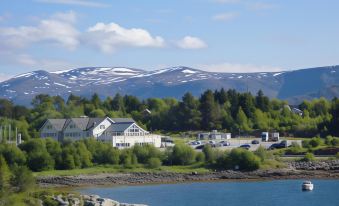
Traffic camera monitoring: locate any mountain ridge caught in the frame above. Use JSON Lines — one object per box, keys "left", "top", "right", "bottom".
{"left": 1, "top": 65, "right": 338, "bottom": 106}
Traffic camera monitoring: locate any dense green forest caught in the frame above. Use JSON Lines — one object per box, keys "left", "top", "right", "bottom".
{"left": 0, "top": 89, "right": 338, "bottom": 140}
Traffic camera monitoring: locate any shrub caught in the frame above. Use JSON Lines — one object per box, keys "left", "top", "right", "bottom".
{"left": 202, "top": 144, "right": 216, "bottom": 163}
{"left": 11, "top": 165, "right": 35, "bottom": 192}
{"left": 254, "top": 146, "right": 272, "bottom": 162}
{"left": 170, "top": 144, "right": 196, "bottom": 165}
{"left": 309, "top": 137, "right": 323, "bottom": 148}
{"left": 302, "top": 153, "right": 315, "bottom": 162}
{"left": 195, "top": 152, "right": 205, "bottom": 162}
{"left": 336, "top": 152, "right": 339, "bottom": 159}
{"left": 27, "top": 151, "right": 54, "bottom": 172}
{"left": 147, "top": 157, "right": 162, "bottom": 169}
{"left": 216, "top": 148, "right": 261, "bottom": 171}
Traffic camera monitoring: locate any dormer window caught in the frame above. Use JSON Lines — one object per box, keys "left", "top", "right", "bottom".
{"left": 100, "top": 125, "right": 105, "bottom": 129}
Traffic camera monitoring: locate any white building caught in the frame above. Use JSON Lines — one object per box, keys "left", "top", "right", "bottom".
{"left": 197, "top": 130, "right": 231, "bottom": 140}
{"left": 39, "top": 117, "right": 161, "bottom": 148}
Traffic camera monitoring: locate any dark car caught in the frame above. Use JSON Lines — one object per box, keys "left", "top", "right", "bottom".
{"left": 251, "top": 140, "right": 259, "bottom": 144}
{"left": 240, "top": 144, "right": 251, "bottom": 150}
{"left": 195, "top": 145, "right": 205, "bottom": 150}
{"left": 269, "top": 141, "right": 287, "bottom": 150}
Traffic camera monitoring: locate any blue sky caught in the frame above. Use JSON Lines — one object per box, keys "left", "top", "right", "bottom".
{"left": 0, "top": 0, "right": 338, "bottom": 80}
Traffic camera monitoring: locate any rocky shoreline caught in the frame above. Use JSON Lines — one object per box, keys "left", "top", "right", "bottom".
{"left": 48, "top": 193, "right": 148, "bottom": 206}
{"left": 38, "top": 161, "right": 339, "bottom": 188}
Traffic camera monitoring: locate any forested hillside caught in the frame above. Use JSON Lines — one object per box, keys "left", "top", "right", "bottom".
{"left": 0, "top": 88, "right": 338, "bottom": 139}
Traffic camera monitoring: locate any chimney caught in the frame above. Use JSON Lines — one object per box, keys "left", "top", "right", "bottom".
{"left": 17, "top": 133, "right": 22, "bottom": 146}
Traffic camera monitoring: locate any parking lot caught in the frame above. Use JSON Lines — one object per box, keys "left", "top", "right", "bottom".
{"left": 189, "top": 138, "right": 302, "bottom": 151}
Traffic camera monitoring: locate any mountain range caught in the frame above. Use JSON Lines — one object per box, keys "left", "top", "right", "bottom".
{"left": 1, "top": 65, "right": 338, "bottom": 106}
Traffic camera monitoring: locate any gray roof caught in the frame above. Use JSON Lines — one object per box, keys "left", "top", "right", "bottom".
{"left": 44, "top": 117, "right": 136, "bottom": 132}
{"left": 106, "top": 122, "right": 133, "bottom": 132}
{"left": 87, "top": 117, "right": 107, "bottom": 130}
{"left": 45, "top": 117, "right": 108, "bottom": 131}
{"left": 111, "top": 118, "right": 135, "bottom": 123}
{"left": 47, "top": 119, "right": 67, "bottom": 131}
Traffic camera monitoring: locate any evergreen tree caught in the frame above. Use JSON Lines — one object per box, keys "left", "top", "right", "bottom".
{"left": 177, "top": 92, "right": 201, "bottom": 130}
{"left": 200, "top": 90, "right": 220, "bottom": 130}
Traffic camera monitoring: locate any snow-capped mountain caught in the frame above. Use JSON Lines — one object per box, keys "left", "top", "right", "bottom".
{"left": 1, "top": 66, "right": 338, "bottom": 105}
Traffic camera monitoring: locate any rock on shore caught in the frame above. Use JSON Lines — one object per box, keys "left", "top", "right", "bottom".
{"left": 288, "top": 160, "right": 339, "bottom": 170}
{"left": 50, "top": 193, "right": 148, "bottom": 206}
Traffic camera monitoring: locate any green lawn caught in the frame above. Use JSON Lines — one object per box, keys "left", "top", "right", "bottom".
{"left": 34, "top": 163, "right": 210, "bottom": 177}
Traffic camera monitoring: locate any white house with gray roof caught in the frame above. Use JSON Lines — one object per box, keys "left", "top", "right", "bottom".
{"left": 39, "top": 117, "right": 161, "bottom": 148}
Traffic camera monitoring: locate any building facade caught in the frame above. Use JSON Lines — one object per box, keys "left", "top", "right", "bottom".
{"left": 197, "top": 130, "right": 231, "bottom": 140}
{"left": 40, "top": 117, "right": 161, "bottom": 148}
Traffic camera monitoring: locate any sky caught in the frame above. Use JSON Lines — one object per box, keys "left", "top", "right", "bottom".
{"left": 0, "top": 0, "right": 339, "bottom": 81}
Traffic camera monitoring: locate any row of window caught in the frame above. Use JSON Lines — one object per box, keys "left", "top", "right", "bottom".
{"left": 42, "top": 133, "right": 57, "bottom": 137}
{"left": 116, "top": 143, "right": 131, "bottom": 147}
{"left": 64, "top": 132, "right": 81, "bottom": 137}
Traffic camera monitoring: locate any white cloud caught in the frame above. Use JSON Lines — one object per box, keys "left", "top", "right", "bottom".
{"left": 198, "top": 62, "right": 282, "bottom": 73}
{"left": 176, "top": 36, "right": 207, "bottom": 49}
{"left": 84, "top": 22, "right": 165, "bottom": 53}
{"left": 212, "top": 12, "right": 239, "bottom": 22}
{"left": 0, "top": 11, "right": 79, "bottom": 50}
{"left": 0, "top": 51, "right": 76, "bottom": 72}
{"left": 34, "top": 0, "right": 110, "bottom": 8}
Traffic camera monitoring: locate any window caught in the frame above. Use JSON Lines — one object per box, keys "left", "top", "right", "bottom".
{"left": 100, "top": 125, "right": 105, "bottom": 129}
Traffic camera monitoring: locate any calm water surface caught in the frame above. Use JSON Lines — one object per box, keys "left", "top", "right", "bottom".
{"left": 79, "top": 179, "right": 339, "bottom": 206}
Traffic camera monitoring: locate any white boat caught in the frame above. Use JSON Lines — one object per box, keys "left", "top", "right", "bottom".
{"left": 302, "top": 181, "right": 314, "bottom": 191}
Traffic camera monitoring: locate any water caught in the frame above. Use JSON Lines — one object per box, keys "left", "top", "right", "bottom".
{"left": 79, "top": 179, "right": 339, "bottom": 206}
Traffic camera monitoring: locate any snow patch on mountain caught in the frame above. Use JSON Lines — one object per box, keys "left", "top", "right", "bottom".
{"left": 182, "top": 69, "right": 197, "bottom": 74}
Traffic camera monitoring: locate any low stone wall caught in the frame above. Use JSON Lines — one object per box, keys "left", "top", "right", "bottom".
{"left": 288, "top": 160, "right": 339, "bottom": 170}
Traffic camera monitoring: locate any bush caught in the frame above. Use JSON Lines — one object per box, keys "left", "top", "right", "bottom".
{"left": 133, "top": 144, "right": 162, "bottom": 164}
{"left": 286, "top": 142, "right": 305, "bottom": 154}
{"left": 0, "top": 144, "right": 26, "bottom": 166}
{"left": 302, "top": 153, "right": 315, "bottom": 162}
{"left": 202, "top": 144, "right": 216, "bottom": 163}
{"left": 216, "top": 148, "right": 261, "bottom": 171}
{"left": 336, "top": 152, "right": 339, "bottom": 159}
{"left": 170, "top": 144, "right": 196, "bottom": 165}
{"left": 309, "top": 137, "right": 323, "bottom": 148}
{"left": 11, "top": 165, "right": 35, "bottom": 192}
{"left": 325, "top": 136, "right": 339, "bottom": 146}
{"left": 147, "top": 157, "right": 162, "bottom": 169}
{"left": 195, "top": 152, "right": 205, "bottom": 162}
{"left": 302, "top": 137, "right": 323, "bottom": 148}
{"left": 27, "top": 151, "right": 54, "bottom": 172}
{"left": 254, "top": 146, "right": 272, "bottom": 162}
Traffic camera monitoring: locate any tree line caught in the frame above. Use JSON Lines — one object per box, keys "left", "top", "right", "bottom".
{"left": 0, "top": 89, "right": 338, "bottom": 140}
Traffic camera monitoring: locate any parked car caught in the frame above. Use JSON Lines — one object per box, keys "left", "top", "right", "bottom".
{"left": 208, "top": 140, "right": 216, "bottom": 144}
{"left": 189, "top": 141, "right": 202, "bottom": 145}
{"left": 239, "top": 144, "right": 251, "bottom": 150}
{"left": 251, "top": 140, "right": 259, "bottom": 144}
{"left": 195, "top": 144, "right": 205, "bottom": 149}
{"left": 269, "top": 141, "right": 286, "bottom": 150}
{"left": 219, "top": 140, "right": 231, "bottom": 146}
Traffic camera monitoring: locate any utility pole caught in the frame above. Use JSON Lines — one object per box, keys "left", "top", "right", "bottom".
{"left": 15, "top": 127, "right": 18, "bottom": 145}
{"left": 9, "top": 124, "right": 11, "bottom": 143}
